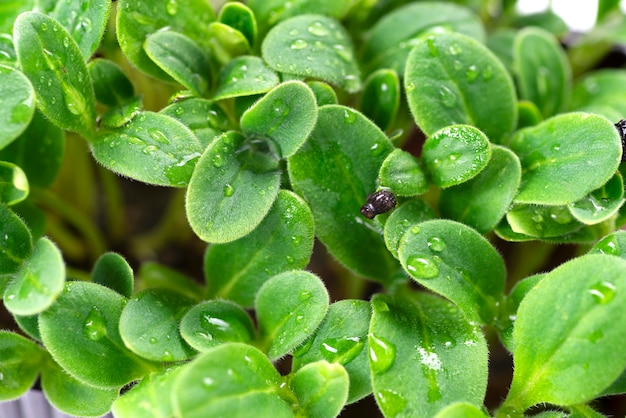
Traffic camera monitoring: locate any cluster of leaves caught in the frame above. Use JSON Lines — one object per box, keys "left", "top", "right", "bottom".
{"left": 2, "top": 0, "right": 626, "bottom": 417}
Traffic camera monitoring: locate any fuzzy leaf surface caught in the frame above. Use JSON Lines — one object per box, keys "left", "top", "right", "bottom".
{"left": 0, "top": 64, "right": 35, "bottom": 149}
{"left": 50, "top": 0, "right": 110, "bottom": 60}
{"left": 0, "top": 331, "right": 43, "bottom": 401}
{"left": 213, "top": 55, "right": 279, "bottom": 100}
{"left": 290, "top": 361, "right": 349, "bottom": 418}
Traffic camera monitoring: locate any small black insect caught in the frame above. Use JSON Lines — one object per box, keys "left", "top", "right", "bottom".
{"left": 360, "top": 190, "right": 397, "bottom": 219}
{"left": 615, "top": 119, "right": 626, "bottom": 163}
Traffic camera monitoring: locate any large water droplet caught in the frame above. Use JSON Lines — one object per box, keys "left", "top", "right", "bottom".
{"left": 83, "top": 307, "right": 107, "bottom": 341}
{"left": 343, "top": 108, "right": 357, "bottom": 124}
{"left": 223, "top": 183, "right": 235, "bottom": 197}
{"left": 290, "top": 39, "right": 308, "bottom": 50}
{"left": 406, "top": 255, "right": 439, "bottom": 279}
{"left": 320, "top": 336, "right": 364, "bottom": 364}
{"left": 427, "top": 236, "right": 446, "bottom": 252}
{"left": 368, "top": 335, "right": 396, "bottom": 374}
{"left": 439, "top": 86, "right": 457, "bottom": 108}
{"left": 307, "top": 21, "right": 329, "bottom": 36}
{"left": 596, "top": 236, "right": 621, "bottom": 256}
{"left": 148, "top": 128, "right": 170, "bottom": 145}
{"left": 588, "top": 281, "right": 616, "bottom": 304}
{"left": 466, "top": 65, "right": 479, "bottom": 83}
{"left": 376, "top": 389, "right": 407, "bottom": 417}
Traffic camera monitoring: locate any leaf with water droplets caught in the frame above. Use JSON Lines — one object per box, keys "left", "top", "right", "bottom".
{"left": 0, "top": 331, "right": 44, "bottom": 401}
{"left": 14, "top": 12, "right": 96, "bottom": 138}
{"left": 4, "top": 237, "right": 64, "bottom": 316}
{"left": 144, "top": 30, "right": 212, "bottom": 97}
{"left": 92, "top": 111, "right": 202, "bottom": 187}
{"left": 0, "top": 161, "right": 28, "bottom": 206}
{"left": 203, "top": 190, "right": 314, "bottom": 307}
{"left": 361, "top": 2, "right": 485, "bottom": 76}
{"left": 383, "top": 199, "right": 436, "bottom": 259}
{"left": 160, "top": 98, "right": 230, "bottom": 148}
{"left": 0, "top": 64, "right": 35, "bottom": 149}
{"left": 241, "top": 80, "right": 317, "bottom": 158}
{"left": 398, "top": 219, "right": 506, "bottom": 324}
{"left": 378, "top": 149, "right": 427, "bottom": 197}
{"left": 186, "top": 131, "right": 281, "bottom": 243}
{"left": 405, "top": 32, "right": 516, "bottom": 144}
{"left": 504, "top": 255, "right": 626, "bottom": 411}
{"left": 514, "top": 27, "right": 571, "bottom": 118}
{"left": 172, "top": 343, "right": 293, "bottom": 417}
{"left": 262, "top": 14, "right": 361, "bottom": 92}
{"left": 568, "top": 173, "right": 625, "bottom": 225}
{"left": 509, "top": 113, "right": 621, "bottom": 205}
{"left": 213, "top": 55, "right": 280, "bottom": 100}
{"left": 293, "top": 299, "right": 372, "bottom": 403}
{"left": 39, "top": 281, "right": 157, "bottom": 388}
{"left": 507, "top": 203, "right": 583, "bottom": 239}
{"left": 589, "top": 231, "right": 626, "bottom": 259}
{"left": 369, "top": 293, "right": 488, "bottom": 417}
{"left": 0, "top": 204, "right": 32, "bottom": 276}
{"left": 256, "top": 270, "right": 329, "bottom": 360}
{"left": 290, "top": 361, "right": 349, "bottom": 418}
{"left": 87, "top": 59, "right": 135, "bottom": 107}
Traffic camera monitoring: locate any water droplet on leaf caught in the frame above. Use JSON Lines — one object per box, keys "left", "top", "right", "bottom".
{"left": 369, "top": 335, "right": 396, "bottom": 374}
{"left": 83, "top": 307, "right": 107, "bottom": 341}
{"left": 307, "top": 21, "right": 329, "bottom": 36}
{"left": 427, "top": 236, "right": 446, "bottom": 252}
{"left": 588, "top": 281, "right": 616, "bottom": 304}
{"left": 223, "top": 183, "right": 235, "bottom": 197}
{"left": 290, "top": 39, "right": 308, "bottom": 49}
{"left": 406, "top": 255, "right": 439, "bottom": 279}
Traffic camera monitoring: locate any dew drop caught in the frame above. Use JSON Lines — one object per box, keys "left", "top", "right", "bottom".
{"left": 212, "top": 154, "right": 224, "bottom": 167}
{"left": 307, "top": 21, "right": 329, "bottom": 36}
{"left": 83, "top": 307, "right": 107, "bottom": 341}
{"left": 41, "top": 22, "right": 48, "bottom": 32}
{"left": 369, "top": 335, "right": 396, "bottom": 374}
{"left": 466, "top": 65, "right": 479, "bottom": 83}
{"left": 343, "top": 108, "right": 357, "bottom": 124}
{"left": 448, "top": 44, "right": 462, "bottom": 56}
{"left": 410, "top": 226, "right": 421, "bottom": 234}
{"left": 142, "top": 145, "right": 158, "bottom": 154}
{"left": 596, "top": 236, "right": 621, "bottom": 255}
{"left": 483, "top": 65, "right": 493, "bottom": 80}
{"left": 148, "top": 128, "right": 170, "bottom": 145}
{"left": 427, "top": 236, "right": 446, "bottom": 252}
{"left": 62, "top": 37, "right": 70, "bottom": 48}
{"left": 149, "top": 337, "right": 158, "bottom": 344}
{"left": 291, "top": 235, "right": 302, "bottom": 246}
{"left": 377, "top": 389, "right": 407, "bottom": 416}
{"left": 370, "top": 142, "right": 384, "bottom": 156}
{"left": 223, "top": 183, "right": 235, "bottom": 197}
{"left": 588, "top": 281, "right": 616, "bottom": 304}
{"left": 290, "top": 39, "right": 308, "bottom": 50}
{"left": 298, "top": 290, "right": 312, "bottom": 301}
{"left": 406, "top": 255, "right": 439, "bottom": 279}
{"left": 285, "top": 255, "right": 295, "bottom": 263}
{"left": 272, "top": 98, "right": 290, "bottom": 117}
{"left": 439, "top": 86, "right": 457, "bottom": 108}
{"left": 405, "top": 82, "right": 416, "bottom": 92}
{"left": 320, "top": 336, "right": 364, "bottom": 364}
{"left": 202, "top": 376, "right": 215, "bottom": 388}
{"left": 548, "top": 206, "right": 572, "bottom": 225}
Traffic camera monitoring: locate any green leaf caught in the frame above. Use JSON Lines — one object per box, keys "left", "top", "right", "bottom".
{"left": 290, "top": 361, "right": 349, "bottom": 418}
{"left": 160, "top": 98, "right": 230, "bottom": 148}
{"left": 144, "top": 30, "right": 211, "bottom": 97}
{"left": 361, "top": 2, "right": 485, "bottom": 76}
{"left": 98, "top": 97, "right": 142, "bottom": 129}
{"left": 0, "top": 2, "right": 32, "bottom": 34}
{"left": 205, "top": 21, "right": 250, "bottom": 65}
{"left": 213, "top": 55, "right": 280, "bottom": 100}
{"left": 397, "top": 219, "right": 506, "bottom": 324}
{"left": 218, "top": 2, "right": 257, "bottom": 48}
{"left": 506, "top": 204, "right": 583, "bottom": 238}
{"left": 495, "top": 217, "right": 599, "bottom": 244}
{"left": 14, "top": 12, "right": 96, "bottom": 138}
{"left": 0, "top": 161, "right": 28, "bottom": 205}
{"left": 378, "top": 149, "right": 427, "bottom": 197}
{"left": 137, "top": 261, "right": 205, "bottom": 302}
{"left": 248, "top": 0, "right": 357, "bottom": 32}
{"left": 516, "top": 100, "right": 544, "bottom": 129}
{"left": 0, "top": 111, "right": 65, "bottom": 188}
{"left": 87, "top": 58, "right": 135, "bottom": 107}
{"left": 384, "top": 199, "right": 436, "bottom": 259}
{"left": 504, "top": 255, "right": 626, "bottom": 411}
{"left": 262, "top": 14, "right": 361, "bottom": 92}
{"left": 256, "top": 270, "right": 329, "bottom": 360}
{"left": 91, "top": 252, "right": 134, "bottom": 298}
{"left": 116, "top": 0, "right": 215, "bottom": 81}
{"left": 0, "top": 330, "right": 43, "bottom": 401}
{"left": 0, "top": 203, "right": 32, "bottom": 275}
{"left": 92, "top": 111, "right": 202, "bottom": 187}
{"left": 288, "top": 105, "right": 398, "bottom": 282}
{"left": 0, "top": 64, "right": 35, "bottom": 148}
{"left": 360, "top": 69, "right": 400, "bottom": 131}
{"left": 0, "top": 32, "right": 17, "bottom": 66}
{"left": 204, "top": 189, "right": 314, "bottom": 306}
{"left": 119, "top": 289, "right": 196, "bottom": 362}
{"left": 39, "top": 281, "right": 156, "bottom": 388}
{"left": 512, "top": 12, "right": 568, "bottom": 38}
{"left": 440, "top": 145, "right": 521, "bottom": 233}
{"left": 185, "top": 131, "right": 281, "bottom": 243}
{"left": 180, "top": 300, "right": 255, "bottom": 352}
{"left": 172, "top": 343, "right": 293, "bottom": 418}
{"left": 514, "top": 27, "right": 571, "bottom": 118}
{"left": 569, "top": 173, "right": 625, "bottom": 225}
{"left": 292, "top": 299, "right": 373, "bottom": 403}
{"left": 435, "top": 402, "right": 489, "bottom": 418}
{"left": 14, "top": 313, "right": 41, "bottom": 342}
{"left": 41, "top": 357, "right": 118, "bottom": 417}
{"left": 241, "top": 81, "right": 317, "bottom": 158}
{"left": 307, "top": 80, "right": 337, "bottom": 106}
{"left": 509, "top": 113, "right": 621, "bottom": 205}
{"left": 369, "top": 293, "right": 488, "bottom": 417}
{"left": 4, "top": 237, "right": 64, "bottom": 316}
{"left": 405, "top": 32, "right": 517, "bottom": 144}
{"left": 570, "top": 70, "right": 626, "bottom": 114}
{"left": 422, "top": 125, "right": 491, "bottom": 188}
{"left": 50, "top": 0, "right": 111, "bottom": 60}
{"left": 589, "top": 231, "right": 626, "bottom": 259}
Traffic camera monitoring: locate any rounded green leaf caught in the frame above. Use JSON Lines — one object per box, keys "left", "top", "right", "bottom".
{"left": 14, "top": 12, "right": 96, "bottom": 138}
{"left": 504, "top": 255, "right": 626, "bottom": 410}
{"left": 0, "top": 64, "right": 35, "bottom": 148}
{"left": 144, "top": 30, "right": 211, "bottom": 97}
{"left": 204, "top": 189, "right": 314, "bottom": 306}
{"left": 172, "top": 343, "right": 293, "bottom": 418}
{"left": 206, "top": 21, "right": 250, "bottom": 65}
{"left": 186, "top": 131, "right": 281, "bottom": 243}
{"left": 290, "top": 361, "right": 349, "bottom": 418}
{"left": 369, "top": 293, "right": 488, "bottom": 417}
{"left": 307, "top": 80, "right": 337, "bottom": 106}
{"left": 292, "top": 299, "right": 373, "bottom": 403}
{"left": 241, "top": 81, "right": 317, "bottom": 158}
{"left": 256, "top": 270, "right": 329, "bottom": 360}
{"left": 91, "top": 252, "right": 133, "bottom": 298}
{"left": 116, "top": 0, "right": 215, "bottom": 81}
{"left": 39, "top": 281, "right": 156, "bottom": 388}
{"left": 568, "top": 173, "right": 625, "bottom": 225}
{"left": 218, "top": 2, "right": 257, "bottom": 47}
{"left": 509, "top": 112, "right": 621, "bottom": 205}
{"left": 180, "top": 300, "right": 255, "bottom": 352}
{"left": 213, "top": 55, "right": 280, "bottom": 100}
{"left": 137, "top": 262, "right": 205, "bottom": 303}
{"left": 435, "top": 402, "right": 489, "bottom": 418}
{"left": 589, "top": 231, "right": 626, "bottom": 259}
{"left": 160, "top": 98, "right": 230, "bottom": 149}
{"left": 248, "top": 0, "right": 357, "bottom": 32}
{"left": 397, "top": 219, "right": 506, "bottom": 324}
{"left": 360, "top": 69, "right": 400, "bottom": 131}
{"left": 383, "top": 199, "right": 436, "bottom": 259}
{"left": 4, "top": 237, "right": 64, "bottom": 316}
{"left": 41, "top": 357, "right": 117, "bottom": 417}
{"left": 361, "top": 2, "right": 485, "bottom": 75}
{"left": 88, "top": 58, "right": 135, "bottom": 107}
{"left": 50, "top": 0, "right": 110, "bottom": 60}
{"left": 0, "top": 331, "right": 44, "bottom": 401}
{"left": 422, "top": 125, "right": 491, "bottom": 188}
{"left": 14, "top": 313, "right": 41, "bottom": 342}
{"left": 0, "top": 203, "right": 32, "bottom": 275}
{"left": 439, "top": 145, "right": 521, "bottom": 233}
{"left": 507, "top": 204, "right": 584, "bottom": 238}
{"left": 405, "top": 32, "right": 517, "bottom": 144}
{"left": 98, "top": 98, "right": 142, "bottom": 130}
{"left": 288, "top": 105, "right": 398, "bottom": 282}
{"left": 0, "top": 161, "right": 28, "bottom": 206}
{"left": 262, "top": 14, "right": 361, "bottom": 92}
{"left": 92, "top": 111, "right": 202, "bottom": 187}
{"left": 571, "top": 69, "right": 626, "bottom": 114}
{"left": 514, "top": 27, "right": 571, "bottom": 118}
